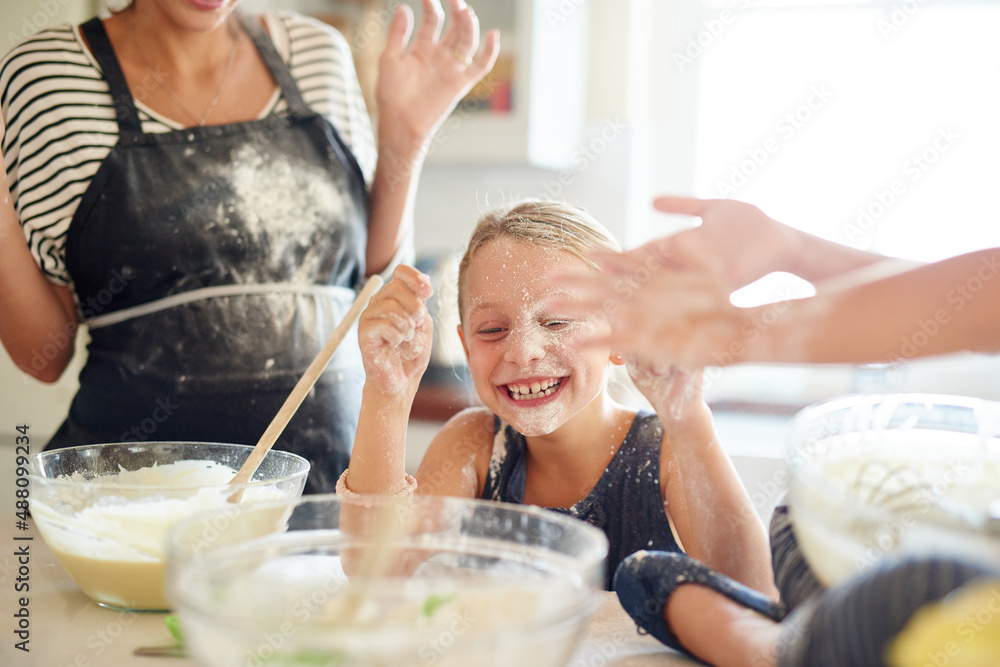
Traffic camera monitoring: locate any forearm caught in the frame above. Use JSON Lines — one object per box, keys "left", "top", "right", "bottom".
{"left": 365, "top": 124, "right": 427, "bottom": 276}
{"left": 653, "top": 197, "right": 890, "bottom": 290}
{"left": 746, "top": 248, "right": 1000, "bottom": 364}
{"left": 0, "top": 181, "right": 76, "bottom": 380}
{"left": 339, "top": 383, "right": 421, "bottom": 579}
{"left": 781, "top": 226, "right": 888, "bottom": 283}
{"left": 345, "top": 383, "right": 415, "bottom": 494}
{"left": 661, "top": 407, "right": 775, "bottom": 596}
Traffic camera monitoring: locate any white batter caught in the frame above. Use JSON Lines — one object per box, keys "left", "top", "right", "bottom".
{"left": 791, "top": 430, "right": 1000, "bottom": 586}
{"left": 32, "top": 460, "right": 288, "bottom": 610}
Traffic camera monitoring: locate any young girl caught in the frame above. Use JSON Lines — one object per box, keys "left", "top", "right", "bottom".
{"left": 339, "top": 199, "right": 777, "bottom": 594}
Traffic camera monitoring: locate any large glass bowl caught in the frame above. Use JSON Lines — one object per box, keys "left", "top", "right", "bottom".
{"left": 28, "top": 441, "right": 310, "bottom": 611}
{"left": 788, "top": 393, "right": 1000, "bottom": 587}
{"left": 167, "top": 494, "right": 609, "bottom": 667}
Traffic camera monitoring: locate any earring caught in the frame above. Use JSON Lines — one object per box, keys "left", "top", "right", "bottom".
{"left": 612, "top": 353, "right": 625, "bottom": 365}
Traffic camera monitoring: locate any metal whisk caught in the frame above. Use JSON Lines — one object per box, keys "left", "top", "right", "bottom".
{"left": 848, "top": 458, "right": 938, "bottom": 514}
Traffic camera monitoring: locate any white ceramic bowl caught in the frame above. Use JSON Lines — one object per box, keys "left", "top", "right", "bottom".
{"left": 29, "top": 441, "right": 309, "bottom": 611}
{"left": 787, "top": 393, "right": 1000, "bottom": 587}
{"left": 167, "top": 494, "right": 608, "bottom": 667}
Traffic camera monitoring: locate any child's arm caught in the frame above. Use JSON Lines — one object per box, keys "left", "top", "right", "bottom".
{"left": 345, "top": 263, "right": 493, "bottom": 499}
{"left": 343, "top": 265, "right": 434, "bottom": 494}
{"left": 340, "top": 267, "right": 492, "bottom": 578}
{"left": 0, "top": 118, "right": 79, "bottom": 381}
{"left": 629, "top": 360, "right": 778, "bottom": 598}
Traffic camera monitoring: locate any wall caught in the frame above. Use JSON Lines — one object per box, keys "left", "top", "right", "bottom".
{"left": 410, "top": 0, "right": 699, "bottom": 257}
{"left": 1, "top": 0, "right": 95, "bottom": 441}
{"left": 2, "top": 0, "right": 94, "bottom": 52}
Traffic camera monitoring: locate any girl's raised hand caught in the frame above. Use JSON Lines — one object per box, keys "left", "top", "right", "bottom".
{"left": 358, "top": 265, "right": 434, "bottom": 395}
{"left": 625, "top": 358, "right": 707, "bottom": 428}
{"left": 376, "top": 0, "right": 500, "bottom": 151}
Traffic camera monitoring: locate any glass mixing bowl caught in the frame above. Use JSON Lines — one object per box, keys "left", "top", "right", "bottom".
{"left": 788, "top": 393, "right": 1000, "bottom": 587}
{"left": 29, "top": 441, "right": 310, "bottom": 611}
{"left": 167, "top": 494, "right": 608, "bottom": 667}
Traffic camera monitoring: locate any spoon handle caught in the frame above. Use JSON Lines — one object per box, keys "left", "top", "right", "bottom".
{"left": 229, "top": 275, "right": 384, "bottom": 492}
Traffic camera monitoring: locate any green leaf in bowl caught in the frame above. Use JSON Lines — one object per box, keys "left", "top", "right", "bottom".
{"left": 421, "top": 593, "right": 456, "bottom": 618}
{"left": 165, "top": 615, "right": 185, "bottom": 644}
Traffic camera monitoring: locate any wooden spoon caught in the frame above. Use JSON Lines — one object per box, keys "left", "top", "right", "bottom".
{"left": 228, "top": 274, "right": 384, "bottom": 501}
{"left": 336, "top": 495, "right": 412, "bottom": 624}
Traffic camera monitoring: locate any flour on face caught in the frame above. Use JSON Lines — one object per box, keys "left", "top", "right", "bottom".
{"left": 461, "top": 238, "right": 613, "bottom": 438}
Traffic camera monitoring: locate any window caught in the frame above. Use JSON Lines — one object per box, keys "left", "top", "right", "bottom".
{"left": 678, "top": 0, "right": 1000, "bottom": 405}
{"left": 695, "top": 0, "right": 1000, "bottom": 261}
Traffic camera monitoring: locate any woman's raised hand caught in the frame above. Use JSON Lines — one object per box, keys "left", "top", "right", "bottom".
{"left": 358, "top": 265, "right": 434, "bottom": 395}
{"left": 376, "top": 0, "right": 500, "bottom": 150}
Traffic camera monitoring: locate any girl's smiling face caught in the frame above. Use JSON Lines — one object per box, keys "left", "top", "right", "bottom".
{"left": 458, "top": 237, "right": 614, "bottom": 437}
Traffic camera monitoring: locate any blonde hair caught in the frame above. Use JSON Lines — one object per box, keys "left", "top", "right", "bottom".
{"left": 457, "top": 200, "right": 621, "bottom": 320}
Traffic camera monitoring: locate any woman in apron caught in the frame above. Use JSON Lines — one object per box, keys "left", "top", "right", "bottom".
{"left": 0, "top": 0, "right": 499, "bottom": 493}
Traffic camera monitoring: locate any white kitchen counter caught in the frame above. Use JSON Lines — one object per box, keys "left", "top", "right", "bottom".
{"left": 0, "top": 515, "right": 695, "bottom": 666}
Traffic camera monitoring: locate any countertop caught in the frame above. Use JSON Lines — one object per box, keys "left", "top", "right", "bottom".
{"left": 0, "top": 514, "right": 694, "bottom": 666}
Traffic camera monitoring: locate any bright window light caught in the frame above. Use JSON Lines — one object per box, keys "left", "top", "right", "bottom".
{"left": 694, "top": 2, "right": 1000, "bottom": 270}
{"left": 687, "top": 1, "right": 1000, "bottom": 404}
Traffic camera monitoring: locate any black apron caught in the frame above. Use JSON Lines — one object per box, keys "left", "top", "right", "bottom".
{"left": 48, "top": 16, "right": 371, "bottom": 494}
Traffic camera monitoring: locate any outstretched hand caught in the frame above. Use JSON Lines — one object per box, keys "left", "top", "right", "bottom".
{"left": 548, "top": 242, "right": 745, "bottom": 369}
{"left": 376, "top": 0, "right": 500, "bottom": 150}
{"left": 358, "top": 265, "right": 434, "bottom": 395}
{"left": 545, "top": 195, "right": 805, "bottom": 368}
{"left": 650, "top": 196, "right": 798, "bottom": 291}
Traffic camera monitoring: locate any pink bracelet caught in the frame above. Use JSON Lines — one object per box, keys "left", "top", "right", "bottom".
{"left": 335, "top": 469, "right": 418, "bottom": 504}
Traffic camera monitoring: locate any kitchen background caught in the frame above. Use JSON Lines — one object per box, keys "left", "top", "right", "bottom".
{"left": 3, "top": 0, "right": 1000, "bottom": 519}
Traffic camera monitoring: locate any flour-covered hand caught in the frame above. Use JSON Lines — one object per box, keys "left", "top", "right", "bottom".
{"left": 358, "top": 265, "right": 434, "bottom": 395}
{"left": 376, "top": 0, "right": 500, "bottom": 150}
{"left": 651, "top": 196, "right": 798, "bottom": 291}
{"left": 626, "top": 357, "right": 707, "bottom": 427}
{"left": 548, "top": 249, "right": 746, "bottom": 369}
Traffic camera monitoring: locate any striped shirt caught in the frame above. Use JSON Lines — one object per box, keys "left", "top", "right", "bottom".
{"left": 0, "top": 12, "right": 376, "bottom": 286}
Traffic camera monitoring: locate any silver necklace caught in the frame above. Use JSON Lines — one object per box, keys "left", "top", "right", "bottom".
{"left": 124, "top": 9, "right": 240, "bottom": 127}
